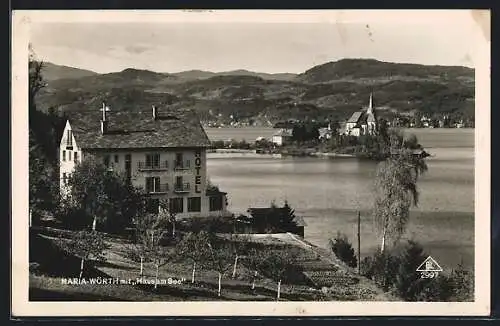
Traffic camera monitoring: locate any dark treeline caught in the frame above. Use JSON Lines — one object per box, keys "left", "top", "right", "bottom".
{"left": 29, "top": 49, "right": 68, "bottom": 216}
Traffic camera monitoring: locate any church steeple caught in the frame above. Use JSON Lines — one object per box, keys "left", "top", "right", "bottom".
{"left": 367, "top": 92, "right": 373, "bottom": 114}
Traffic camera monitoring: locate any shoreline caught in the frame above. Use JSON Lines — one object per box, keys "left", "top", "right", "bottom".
{"left": 207, "top": 149, "right": 358, "bottom": 159}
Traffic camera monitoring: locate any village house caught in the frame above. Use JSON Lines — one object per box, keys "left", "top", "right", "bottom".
{"left": 245, "top": 207, "right": 307, "bottom": 237}
{"left": 420, "top": 114, "right": 432, "bottom": 128}
{"left": 318, "top": 123, "right": 334, "bottom": 140}
{"left": 343, "top": 93, "right": 378, "bottom": 136}
{"left": 59, "top": 103, "right": 231, "bottom": 219}
{"left": 271, "top": 128, "right": 293, "bottom": 146}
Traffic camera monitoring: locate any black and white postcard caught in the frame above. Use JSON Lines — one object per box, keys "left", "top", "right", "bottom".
{"left": 11, "top": 9, "right": 491, "bottom": 317}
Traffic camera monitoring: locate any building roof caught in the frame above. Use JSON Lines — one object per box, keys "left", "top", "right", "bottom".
{"left": 246, "top": 207, "right": 307, "bottom": 227}
{"left": 273, "top": 129, "right": 293, "bottom": 137}
{"left": 68, "top": 109, "right": 211, "bottom": 149}
{"left": 347, "top": 111, "right": 364, "bottom": 123}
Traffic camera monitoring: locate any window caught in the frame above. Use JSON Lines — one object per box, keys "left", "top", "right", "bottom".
{"left": 169, "top": 197, "right": 184, "bottom": 214}
{"left": 62, "top": 150, "right": 66, "bottom": 161}
{"left": 145, "top": 176, "right": 161, "bottom": 193}
{"left": 146, "top": 153, "right": 160, "bottom": 168}
{"left": 62, "top": 173, "right": 67, "bottom": 185}
{"left": 68, "top": 151, "right": 72, "bottom": 161}
{"left": 74, "top": 152, "right": 78, "bottom": 163}
{"left": 187, "top": 197, "right": 201, "bottom": 212}
{"left": 66, "top": 130, "right": 73, "bottom": 146}
{"left": 209, "top": 196, "right": 223, "bottom": 211}
{"left": 114, "top": 154, "right": 119, "bottom": 163}
{"left": 175, "top": 176, "right": 183, "bottom": 187}
{"left": 175, "top": 153, "right": 183, "bottom": 168}
{"left": 125, "top": 154, "right": 132, "bottom": 183}
{"left": 103, "top": 155, "right": 110, "bottom": 167}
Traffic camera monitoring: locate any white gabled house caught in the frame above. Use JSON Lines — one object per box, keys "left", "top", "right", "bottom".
{"left": 271, "top": 128, "right": 293, "bottom": 146}
{"left": 59, "top": 103, "right": 231, "bottom": 219}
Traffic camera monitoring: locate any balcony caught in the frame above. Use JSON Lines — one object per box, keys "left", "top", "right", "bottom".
{"left": 146, "top": 183, "right": 169, "bottom": 194}
{"left": 174, "top": 160, "right": 190, "bottom": 171}
{"left": 138, "top": 161, "right": 169, "bottom": 171}
{"left": 174, "top": 182, "right": 190, "bottom": 193}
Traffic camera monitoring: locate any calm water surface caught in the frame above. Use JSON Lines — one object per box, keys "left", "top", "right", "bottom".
{"left": 206, "top": 128, "right": 475, "bottom": 271}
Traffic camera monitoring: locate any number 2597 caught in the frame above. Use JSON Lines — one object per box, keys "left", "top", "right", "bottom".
{"left": 420, "top": 271, "right": 438, "bottom": 279}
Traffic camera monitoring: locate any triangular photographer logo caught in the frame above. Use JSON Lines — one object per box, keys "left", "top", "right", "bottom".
{"left": 416, "top": 256, "right": 443, "bottom": 272}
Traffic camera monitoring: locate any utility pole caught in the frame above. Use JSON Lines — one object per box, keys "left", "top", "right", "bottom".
{"left": 357, "top": 211, "right": 361, "bottom": 275}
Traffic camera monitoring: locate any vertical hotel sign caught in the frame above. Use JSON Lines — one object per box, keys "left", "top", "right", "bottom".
{"left": 195, "top": 150, "right": 202, "bottom": 193}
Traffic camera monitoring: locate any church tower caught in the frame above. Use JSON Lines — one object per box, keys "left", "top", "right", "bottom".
{"left": 366, "top": 92, "right": 377, "bottom": 135}
{"left": 367, "top": 92, "right": 374, "bottom": 114}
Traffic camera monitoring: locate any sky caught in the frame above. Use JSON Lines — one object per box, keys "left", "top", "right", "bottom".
{"left": 28, "top": 10, "right": 486, "bottom": 74}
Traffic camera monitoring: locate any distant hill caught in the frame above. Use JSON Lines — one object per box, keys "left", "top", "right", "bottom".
{"left": 296, "top": 58, "right": 475, "bottom": 84}
{"left": 36, "top": 59, "right": 475, "bottom": 123}
{"left": 172, "top": 70, "right": 217, "bottom": 81}
{"left": 172, "top": 69, "right": 297, "bottom": 81}
{"left": 41, "top": 62, "right": 98, "bottom": 81}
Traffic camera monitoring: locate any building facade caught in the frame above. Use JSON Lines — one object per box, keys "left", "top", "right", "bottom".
{"left": 271, "top": 128, "right": 293, "bottom": 146}
{"left": 59, "top": 104, "right": 230, "bottom": 219}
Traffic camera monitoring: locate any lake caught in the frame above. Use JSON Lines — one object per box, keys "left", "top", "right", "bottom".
{"left": 205, "top": 127, "right": 475, "bottom": 271}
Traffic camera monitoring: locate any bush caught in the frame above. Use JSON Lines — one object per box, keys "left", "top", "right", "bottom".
{"left": 448, "top": 264, "right": 474, "bottom": 301}
{"left": 55, "top": 204, "right": 93, "bottom": 231}
{"left": 177, "top": 216, "right": 235, "bottom": 234}
{"left": 361, "top": 240, "right": 474, "bottom": 301}
{"left": 329, "top": 233, "right": 357, "bottom": 268}
{"left": 394, "top": 241, "right": 429, "bottom": 300}
{"left": 361, "top": 250, "right": 401, "bottom": 292}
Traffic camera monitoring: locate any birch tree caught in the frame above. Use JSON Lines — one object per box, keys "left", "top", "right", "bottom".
{"left": 245, "top": 247, "right": 267, "bottom": 291}
{"left": 206, "top": 236, "right": 233, "bottom": 297}
{"left": 229, "top": 234, "right": 252, "bottom": 279}
{"left": 373, "top": 147, "right": 425, "bottom": 253}
{"left": 59, "top": 230, "right": 110, "bottom": 280}
{"left": 176, "top": 231, "right": 211, "bottom": 284}
{"left": 135, "top": 212, "right": 172, "bottom": 289}
{"left": 260, "top": 249, "right": 297, "bottom": 301}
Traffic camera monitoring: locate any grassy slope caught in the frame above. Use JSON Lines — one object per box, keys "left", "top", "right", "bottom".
{"left": 29, "top": 227, "right": 395, "bottom": 302}
{"left": 41, "top": 63, "right": 98, "bottom": 81}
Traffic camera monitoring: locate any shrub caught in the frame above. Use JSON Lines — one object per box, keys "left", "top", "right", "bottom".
{"left": 329, "top": 232, "right": 357, "bottom": 268}
{"left": 394, "top": 240, "right": 429, "bottom": 300}
{"left": 55, "top": 204, "right": 93, "bottom": 231}
{"left": 361, "top": 250, "right": 401, "bottom": 292}
{"left": 448, "top": 264, "right": 474, "bottom": 301}
{"left": 177, "top": 216, "right": 234, "bottom": 234}
{"left": 361, "top": 240, "right": 474, "bottom": 301}
{"left": 414, "top": 274, "right": 455, "bottom": 302}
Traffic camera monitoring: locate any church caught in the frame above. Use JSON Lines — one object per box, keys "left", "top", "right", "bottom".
{"left": 343, "top": 93, "right": 378, "bottom": 137}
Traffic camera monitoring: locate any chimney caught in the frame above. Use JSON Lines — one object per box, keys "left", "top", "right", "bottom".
{"left": 152, "top": 105, "right": 158, "bottom": 120}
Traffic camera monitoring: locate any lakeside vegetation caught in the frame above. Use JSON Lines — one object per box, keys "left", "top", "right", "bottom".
{"left": 209, "top": 119, "right": 430, "bottom": 162}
